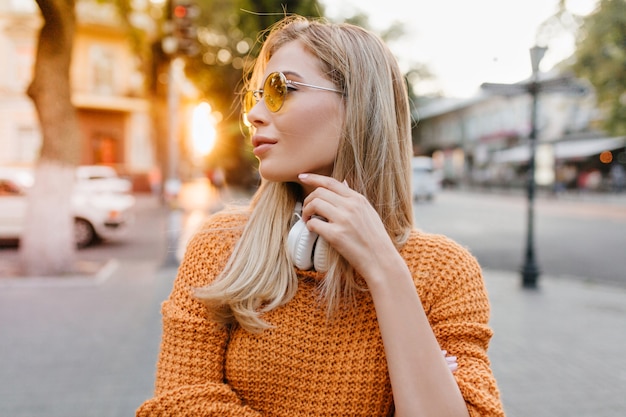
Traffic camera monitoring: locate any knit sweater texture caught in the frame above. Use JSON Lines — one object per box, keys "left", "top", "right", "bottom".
{"left": 136, "top": 210, "right": 504, "bottom": 416}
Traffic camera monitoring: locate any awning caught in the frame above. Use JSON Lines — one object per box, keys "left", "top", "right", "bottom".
{"left": 492, "top": 136, "right": 626, "bottom": 163}
{"left": 492, "top": 145, "right": 530, "bottom": 163}
{"left": 553, "top": 137, "right": 626, "bottom": 159}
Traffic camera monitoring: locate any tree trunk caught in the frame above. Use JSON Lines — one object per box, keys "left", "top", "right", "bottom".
{"left": 20, "top": 0, "right": 80, "bottom": 276}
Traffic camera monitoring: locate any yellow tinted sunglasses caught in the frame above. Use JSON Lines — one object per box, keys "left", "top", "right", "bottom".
{"left": 244, "top": 71, "right": 343, "bottom": 115}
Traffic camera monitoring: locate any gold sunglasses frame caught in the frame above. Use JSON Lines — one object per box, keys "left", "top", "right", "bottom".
{"left": 244, "top": 71, "right": 343, "bottom": 115}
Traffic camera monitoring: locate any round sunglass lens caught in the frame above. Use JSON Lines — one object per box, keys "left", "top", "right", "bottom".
{"left": 265, "top": 72, "right": 287, "bottom": 112}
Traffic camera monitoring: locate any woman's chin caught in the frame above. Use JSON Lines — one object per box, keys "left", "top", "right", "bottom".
{"left": 257, "top": 167, "right": 296, "bottom": 184}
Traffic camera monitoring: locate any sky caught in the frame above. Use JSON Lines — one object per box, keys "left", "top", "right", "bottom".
{"left": 322, "top": 0, "right": 599, "bottom": 98}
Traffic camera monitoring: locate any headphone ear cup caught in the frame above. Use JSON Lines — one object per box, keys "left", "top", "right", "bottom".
{"left": 287, "top": 218, "right": 318, "bottom": 270}
{"left": 313, "top": 236, "right": 329, "bottom": 273}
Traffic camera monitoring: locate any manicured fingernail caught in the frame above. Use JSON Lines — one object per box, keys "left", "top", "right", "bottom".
{"left": 298, "top": 173, "right": 309, "bottom": 179}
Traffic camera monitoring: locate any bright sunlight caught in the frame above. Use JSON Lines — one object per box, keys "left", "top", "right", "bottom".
{"left": 191, "top": 101, "right": 218, "bottom": 157}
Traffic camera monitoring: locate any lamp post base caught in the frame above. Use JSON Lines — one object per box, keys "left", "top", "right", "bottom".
{"left": 521, "top": 262, "right": 540, "bottom": 289}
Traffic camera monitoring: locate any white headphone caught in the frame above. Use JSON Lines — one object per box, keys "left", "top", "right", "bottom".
{"left": 287, "top": 203, "right": 329, "bottom": 272}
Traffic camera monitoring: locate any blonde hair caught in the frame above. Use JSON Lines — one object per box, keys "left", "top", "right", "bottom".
{"left": 195, "top": 15, "right": 413, "bottom": 333}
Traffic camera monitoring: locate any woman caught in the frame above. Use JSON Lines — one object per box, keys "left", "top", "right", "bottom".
{"left": 137, "top": 15, "right": 504, "bottom": 417}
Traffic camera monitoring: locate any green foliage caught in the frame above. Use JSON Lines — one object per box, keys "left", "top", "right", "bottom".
{"left": 571, "top": 0, "right": 626, "bottom": 135}
{"left": 111, "top": 0, "right": 424, "bottom": 185}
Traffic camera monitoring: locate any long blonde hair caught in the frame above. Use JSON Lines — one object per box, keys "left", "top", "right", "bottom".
{"left": 195, "top": 15, "right": 414, "bottom": 333}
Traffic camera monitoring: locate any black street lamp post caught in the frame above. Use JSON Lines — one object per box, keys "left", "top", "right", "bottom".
{"left": 520, "top": 45, "right": 547, "bottom": 289}
{"left": 482, "top": 45, "right": 586, "bottom": 289}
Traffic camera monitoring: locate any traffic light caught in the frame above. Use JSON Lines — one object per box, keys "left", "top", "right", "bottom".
{"left": 172, "top": 1, "right": 200, "bottom": 56}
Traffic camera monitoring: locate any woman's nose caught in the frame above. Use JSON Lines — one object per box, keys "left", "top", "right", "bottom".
{"left": 246, "top": 100, "right": 268, "bottom": 127}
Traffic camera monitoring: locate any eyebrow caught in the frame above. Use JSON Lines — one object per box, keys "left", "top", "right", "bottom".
{"left": 280, "top": 70, "right": 301, "bottom": 79}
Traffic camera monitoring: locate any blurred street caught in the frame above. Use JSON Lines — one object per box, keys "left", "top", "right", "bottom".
{"left": 414, "top": 188, "right": 626, "bottom": 288}
{"left": 1, "top": 184, "right": 625, "bottom": 417}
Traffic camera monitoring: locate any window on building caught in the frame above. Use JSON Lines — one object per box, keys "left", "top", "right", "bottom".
{"left": 90, "top": 45, "right": 115, "bottom": 95}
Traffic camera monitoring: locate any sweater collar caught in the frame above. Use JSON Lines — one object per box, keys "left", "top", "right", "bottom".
{"left": 296, "top": 268, "right": 325, "bottom": 283}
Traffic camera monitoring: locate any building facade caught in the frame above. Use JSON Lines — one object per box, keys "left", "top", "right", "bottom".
{"left": 413, "top": 72, "right": 626, "bottom": 192}
{"left": 0, "top": 0, "right": 155, "bottom": 191}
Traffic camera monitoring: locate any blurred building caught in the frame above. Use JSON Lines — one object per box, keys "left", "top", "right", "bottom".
{"left": 0, "top": 0, "right": 155, "bottom": 191}
{"left": 413, "top": 70, "right": 626, "bottom": 192}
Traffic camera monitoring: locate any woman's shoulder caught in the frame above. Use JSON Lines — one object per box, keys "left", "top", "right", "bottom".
{"left": 197, "top": 206, "right": 251, "bottom": 232}
{"left": 175, "top": 207, "right": 251, "bottom": 288}
{"left": 403, "top": 229, "right": 475, "bottom": 261}
{"left": 184, "top": 207, "right": 251, "bottom": 256}
{"left": 401, "top": 228, "right": 483, "bottom": 285}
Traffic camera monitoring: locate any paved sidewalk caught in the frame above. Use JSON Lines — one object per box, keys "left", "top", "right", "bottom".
{"left": 0, "top": 261, "right": 173, "bottom": 417}
{"left": 484, "top": 270, "right": 626, "bottom": 417}
{"left": 1, "top": 264, "right": 624, "bottom": 416}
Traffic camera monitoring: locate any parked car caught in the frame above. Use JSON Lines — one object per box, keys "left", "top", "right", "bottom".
{"left": 75, "top": 165, "right": 133, "bottom": 194}
{"left": 0, "top": 167, "right": 135, "bottom": 248}
{"left": 411, "top": 156, "right": 441, "bottom": 201}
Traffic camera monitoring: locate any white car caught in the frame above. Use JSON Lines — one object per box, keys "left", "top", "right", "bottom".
{"left": 75, "top": 165, "right": 133, "bottom": 194}
{"left": 0, "top": 167, "right": 135, "bottom": 248}
{"left": 411, "top": 156, "right": 441, "bottom": 201}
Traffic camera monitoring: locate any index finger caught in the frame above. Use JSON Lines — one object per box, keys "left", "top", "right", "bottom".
{"left": 298, "top": 173, "right": 351, "bottom": 194}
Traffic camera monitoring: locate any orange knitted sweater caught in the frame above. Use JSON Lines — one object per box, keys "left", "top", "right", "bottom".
{"left": 136, "top": 210, "right": 504, "bottom": 416}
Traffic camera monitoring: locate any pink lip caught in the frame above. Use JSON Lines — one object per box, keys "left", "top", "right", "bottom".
{"left": 252, "top": 136, "right": 277, "bottom": 156}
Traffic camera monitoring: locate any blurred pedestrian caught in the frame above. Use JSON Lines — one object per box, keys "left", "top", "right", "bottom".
{"left": 137, "top": 15, "right": 504, "bottom": 417}
{"left": 610, "top": 163, "right": 625, "bottom": 192}
{"left": 147, "top": 165, "right": 162, "bottom": 197}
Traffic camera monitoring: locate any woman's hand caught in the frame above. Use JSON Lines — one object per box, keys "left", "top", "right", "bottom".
{"left": 298, "top": 173, "right": 400, "bottom": 283}
{"left": 299, "top": 173, "right": 470, "bottom": 417}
